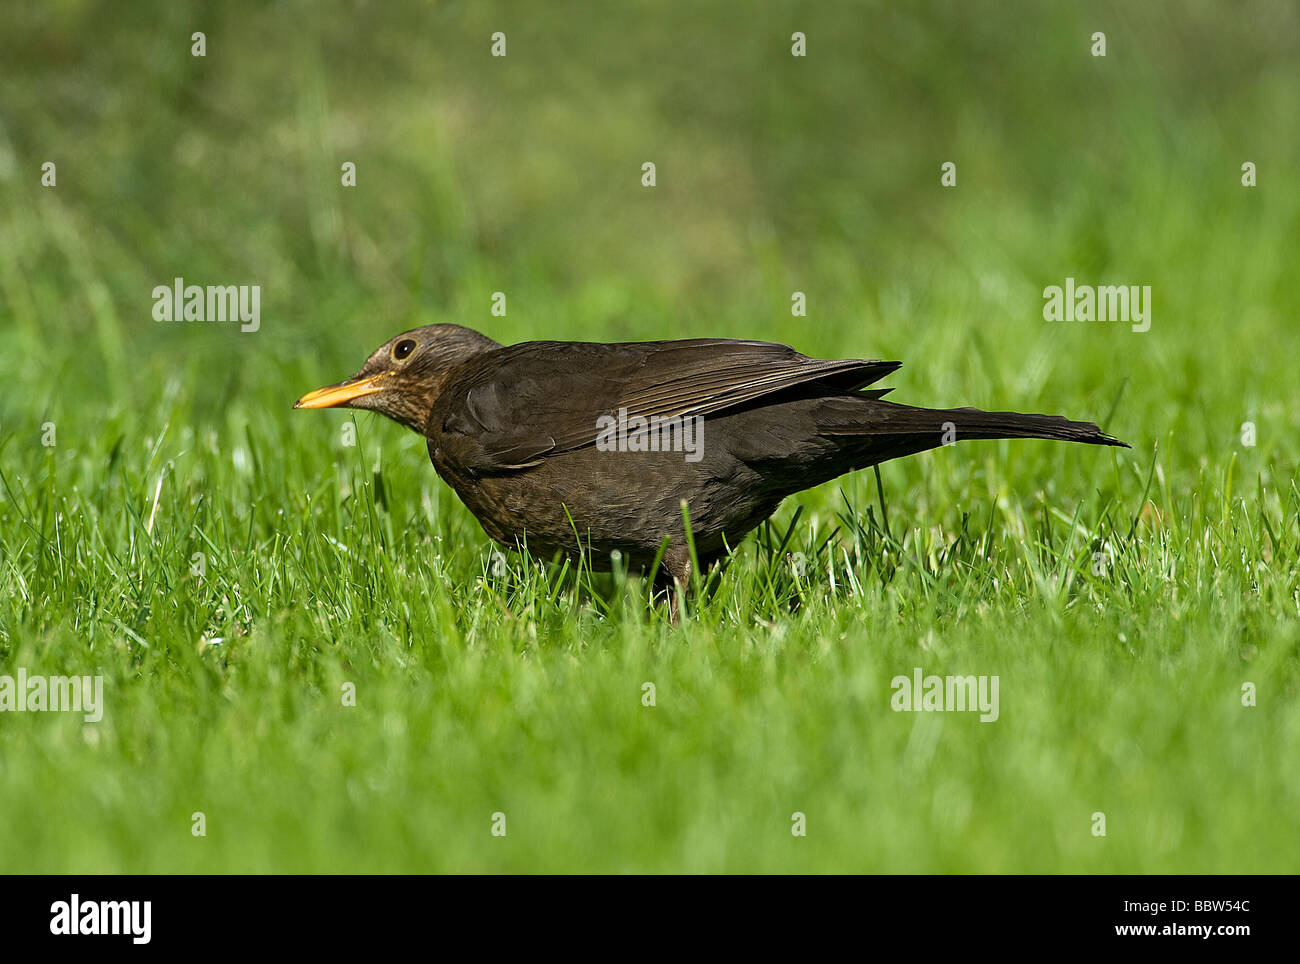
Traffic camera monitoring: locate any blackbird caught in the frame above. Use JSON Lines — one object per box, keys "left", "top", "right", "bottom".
{"left": 295, "top": 325, "right": 1125, "bottom": 615}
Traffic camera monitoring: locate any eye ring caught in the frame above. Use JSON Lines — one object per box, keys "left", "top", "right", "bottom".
{"left": 392, "top": 339, "right": 417, "bottom": 362}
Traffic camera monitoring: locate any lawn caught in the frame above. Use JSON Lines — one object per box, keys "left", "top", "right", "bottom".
{"left": 0, "top": 0, "right": 1297, "bottom": 873}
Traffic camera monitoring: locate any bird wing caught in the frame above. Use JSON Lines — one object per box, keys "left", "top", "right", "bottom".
{"left": 430, "top": 338, "right": 901, "bottom": 472}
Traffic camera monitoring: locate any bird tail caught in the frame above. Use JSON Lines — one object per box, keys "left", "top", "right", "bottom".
{"left": 825, "top": 398, "right": 1128, "bottom": 448}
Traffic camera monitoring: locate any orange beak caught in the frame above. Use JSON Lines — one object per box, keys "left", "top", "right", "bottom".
{"left": 293, "top": 372, "right": 391, "bottom": 409}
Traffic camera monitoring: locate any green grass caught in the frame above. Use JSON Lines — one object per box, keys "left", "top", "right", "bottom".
{"left": 1, "top": 0, "right": 1298, "bottom": 873}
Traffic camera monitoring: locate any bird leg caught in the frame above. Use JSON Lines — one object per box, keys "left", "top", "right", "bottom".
{"left": 654, "top": 548, "right": 693, "bottom": 624}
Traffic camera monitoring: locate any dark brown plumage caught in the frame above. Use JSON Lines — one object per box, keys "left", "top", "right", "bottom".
{"left": 295, "top": 324, "right": 1126, "bottom": 616}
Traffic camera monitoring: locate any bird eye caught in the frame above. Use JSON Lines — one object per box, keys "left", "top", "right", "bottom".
{"left": 393, "top": 339, "right": 417, "bottom": 361}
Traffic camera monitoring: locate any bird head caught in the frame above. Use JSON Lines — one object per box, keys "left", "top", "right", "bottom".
{"left": 294, "top": 324, "right": 500, "bottom": 433}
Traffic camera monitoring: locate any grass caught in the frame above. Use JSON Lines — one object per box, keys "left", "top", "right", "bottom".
{"left": 1, "top": 0, "right": 1298, "bottom": 873}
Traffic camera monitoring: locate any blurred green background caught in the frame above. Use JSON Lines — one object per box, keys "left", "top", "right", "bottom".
{"left": 0, "top": 0, "right": 1297, "bottom": 873}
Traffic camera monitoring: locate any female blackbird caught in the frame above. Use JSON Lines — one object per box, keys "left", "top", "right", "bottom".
{"left": 295, "top": 325, "right": 1125, "bottom": 615}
